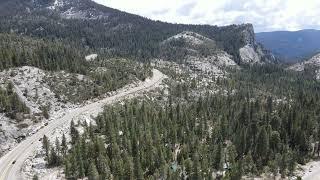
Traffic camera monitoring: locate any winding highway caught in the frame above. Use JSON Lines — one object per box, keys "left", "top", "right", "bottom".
{"left": 0, "top": 69, "right": 166, "bottom": 180}
{"left": 301, "top": 161, "right": 320, "bottom": 180}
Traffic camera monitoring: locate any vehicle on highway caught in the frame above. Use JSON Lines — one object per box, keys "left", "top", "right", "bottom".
{"left": 12, "top": 160, "right": 16, "bottom": 164}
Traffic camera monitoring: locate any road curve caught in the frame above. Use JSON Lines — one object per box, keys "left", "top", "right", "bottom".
{"left": 301, "top": 160, "right": 320, "bottom": 180}
{"left": 0, "top": 69, "right": 166, "bottom": 180}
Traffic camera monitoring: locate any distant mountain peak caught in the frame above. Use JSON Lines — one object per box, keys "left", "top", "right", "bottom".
{"left": 256, "top": 29, "right": 320, "bottom": 63}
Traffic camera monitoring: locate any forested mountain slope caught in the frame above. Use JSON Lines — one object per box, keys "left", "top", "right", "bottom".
{"left": 0, "top": 32, "right": 151, "bottom": 156}
{"left": 0, "top": 0, "right": 275, "bottom": 64}
{"left": 52, "top": 63, "right": 320, "bottom": 180}
{"left": 1, "top": 0, "right": 319, "bottom": 179}
{"left": 0, "top": 33, "right": 87, "bottom": 73}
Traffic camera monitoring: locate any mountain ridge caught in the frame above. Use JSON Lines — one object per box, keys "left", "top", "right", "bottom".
{"left": 288, "top": 52, "right": 320, "bottom": 79}
{"left": 256, "top": 29, "right": 320, "bottom": 63}
{"left": 0, "top": 0, "right": 275, "bottom": 65}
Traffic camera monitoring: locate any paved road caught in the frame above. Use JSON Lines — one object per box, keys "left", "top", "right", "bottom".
{"left": 0, "top": 69, "right": 165, "bottom": 180}
{"left": 303, "top": 172, "right": 320, "bottom": 180}
{"left": 301, "top": 161, "right": 320, "bottom": 180}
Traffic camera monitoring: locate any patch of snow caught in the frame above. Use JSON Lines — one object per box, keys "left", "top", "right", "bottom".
{"left": 85, "top": 54, "right": 98, "bottom": 61}
{"left": 239, "top": 45, "right": 260, "bottom": 64}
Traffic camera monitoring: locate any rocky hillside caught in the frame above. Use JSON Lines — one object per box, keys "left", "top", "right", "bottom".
{"left": 0, "top": 0, "right": 275, "bottom": 65}
{"left": 288, "top": 53, "right": 320, "bottom": 79}
{"left": 160, "top": 28, "right": 276, "bottom": 66}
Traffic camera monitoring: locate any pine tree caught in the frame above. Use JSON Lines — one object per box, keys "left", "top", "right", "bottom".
{"left": 255, "top": 127, "right": 269, "bottom": 163}
{"left": 32, "top": 175, "right": 39, "bottom": 180}
{"left": 134, "top": 156, "right": 144, "bottom": 180}
{"left": 41, "top": 106, "right": 49, "bottom": 119}
{"left": 61, "top": 133, "right": 67, "bottom": 156}
{"left": 123, "top": 152, "right": 134, "bottom": 179}
{"left": 42, "top": 135, "right": 50, "bottom": 162}
{"left": 6, "top": 82, "right": 13, "bottom": 95}
{"left": 78, "top": 158, "right": 85, "bottom": 178}
{"left": 270, "top": 131, "right": 281, "bottom": 152}
{"left": 49, "top": 146, "right": 60, "bottom": 167}
{"left": 70, "top": 120, "right": 79, "bottom": 144}
{"left": 55, "top": 137, "right": 60, "bottom": 156}
{"left": 88, "top": 161, "right": 99, "bottom": 180}
{"left": 213, "top": 143, "right": 222, "bottom": 170}
{"left": 97, "top": 154, "right": 111, "bottom": 179}
{"left": 64, "top": 159, "right": 71, "bottom": 179}
{"left": 192, "top": 152, "right": 201, "bottom": 179}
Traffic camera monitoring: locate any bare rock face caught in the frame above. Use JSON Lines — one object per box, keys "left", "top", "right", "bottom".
{"left": 160, "top": 31, "right": 219, "bottom": 61}
{"left": 164, "top": 31, "right": 216, "bottom": 46}
{"left": 239, "top": 45, "right": 260, "bottom": 64}
{"left": 238, "top": 24, "right": 277, "bottom": 64}
{"left": 160, "top": 31, "right": 239, "bottom": 79}
{"left": 289, "top": 53, "right": 320, "bottom": 71}
{"left": 240, "top": 24, "right": 256, "bottom": 46}
{"left": 288, "top": 53, "right": 320, "bottom": 80}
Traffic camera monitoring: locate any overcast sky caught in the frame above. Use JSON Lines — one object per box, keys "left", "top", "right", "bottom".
{"left": 93, "top": 0, "right": 320, "bottom": 32}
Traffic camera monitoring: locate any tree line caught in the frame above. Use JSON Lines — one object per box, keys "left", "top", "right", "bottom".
{"left": 37, "top": 63, "right": 320, "bottom": 179}
{"left": 40, "top": 86, "right": 320, "bottom": 179}
{"left": 0, "top": 82, "right": 29, "bottom": 121}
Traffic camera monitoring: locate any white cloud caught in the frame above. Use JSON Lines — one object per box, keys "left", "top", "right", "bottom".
{"left": 93, "top": 0, "right": 320, "bottom": 32}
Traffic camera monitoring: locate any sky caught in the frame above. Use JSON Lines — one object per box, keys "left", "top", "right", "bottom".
{"left": 93, "top": 0, "right": 320, "bottom": 32}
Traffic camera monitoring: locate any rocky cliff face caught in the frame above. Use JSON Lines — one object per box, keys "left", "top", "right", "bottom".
{"left": 240, "top": 24, "right": 256, "bottom": 46}
{"left": 288, "top": 53, "right": 320, "bottom": 79}
{"left": 238, "top": 24, "right": 277, "bottom": 64}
